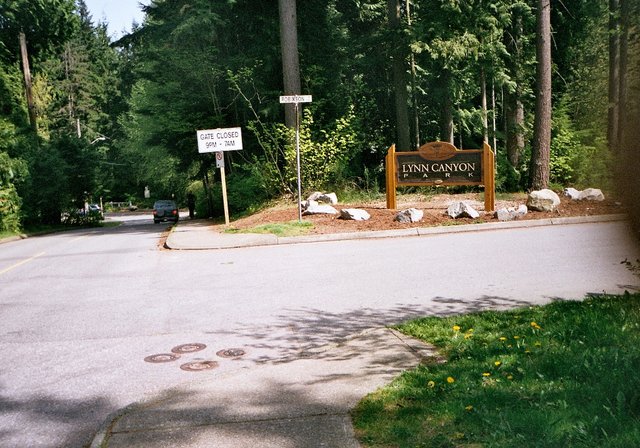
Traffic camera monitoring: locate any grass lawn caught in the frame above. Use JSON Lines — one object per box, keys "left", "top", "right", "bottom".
{"left": 225, "top": 220, "right": 313, "bottom": 237}
{"left": 352, "top": 293, "right": 640, "bottom": 447}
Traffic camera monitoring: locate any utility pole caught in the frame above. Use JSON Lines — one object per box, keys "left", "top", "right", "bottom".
{"left": 19, "top": 32, "right": 37, "bottom": 130}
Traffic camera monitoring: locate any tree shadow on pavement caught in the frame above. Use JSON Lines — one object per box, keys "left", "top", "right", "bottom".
{"left": 213, "top": 294, "right": 540, "bottom": 364}
{"left": 0, "top": 388, "right": 115, "bottom": 448}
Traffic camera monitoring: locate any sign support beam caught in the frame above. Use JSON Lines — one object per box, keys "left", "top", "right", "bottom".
{"left": 280, "top": 95, "right": 312, "bottom": 223}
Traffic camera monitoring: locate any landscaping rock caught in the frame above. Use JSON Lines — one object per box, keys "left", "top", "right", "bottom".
{"left": 447, "top": 201, "right": 480, "bottom": 219}
{"left": 564, "top": 187, "right": 581, "bottom": 200}
{"left": 307, "top": 192, "right": 338, "bottom": 205}
{"left": 394, "top": 208, "right": 424, "bottom": 223}
{"left": 527, "top": 189, "right": 560, "bottom": 212}
{"left": 495, "top": 204, "right": 528, "bottom": 221}
{"left": 302, "top": 202, "right": 338, "bottom": 216}
{"left": 339, "top": 208, "right": 370, "bottom": 221}
{"left": 578, "top": 188, "right": 605, "bottom": 201}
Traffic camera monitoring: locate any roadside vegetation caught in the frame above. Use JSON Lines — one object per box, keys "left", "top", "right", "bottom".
{"left": 1, "top": 1, "right": 638, "bottom": 235}
{"left": 353, "top": 292, "right": 640, "bottom": 447}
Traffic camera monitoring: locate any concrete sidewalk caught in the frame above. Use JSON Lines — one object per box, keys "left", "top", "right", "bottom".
{"left": 91, "top": 328, "right": 436, "bottom": 448}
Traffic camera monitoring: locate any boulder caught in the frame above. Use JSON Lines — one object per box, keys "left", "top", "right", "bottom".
{"left": 447, "top": 201, "right": 480, "bottom": 219}
{"left": 527, "top": 189, "right": 560, "bottom": 212}
{"left": 394, "top": 208, "right": 424, "bottom": 223}
{"left": 339, "top": 208, "right": 370, "bottom": 221}
{"left": 578, "top": 188, "right": 605, "bottom": 201}
{"left": 307, "top": 192, "right": 338, "bottom": 204}
{"left": 302, "top": 202, "right": 338, "bottom": 216}
{"left": 495, "top": 204, "right": 528, "bottom": 222}
{"left": 563, "top": 187, "right": 581, "bottom": 200}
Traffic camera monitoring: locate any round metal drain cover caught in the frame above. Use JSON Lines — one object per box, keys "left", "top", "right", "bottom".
{"left": 180, "top": 361, "right": 218, "bottom": 372}
{"left": 144, "top": 353, "right": 180, "bottom": 363}
{"left": 216, "top": 348, "right": 246, "bottom": 358}
{"left": 171, "top": 343, "right": 207, "bottom": 354}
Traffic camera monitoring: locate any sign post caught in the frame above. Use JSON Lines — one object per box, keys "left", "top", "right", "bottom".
{"left": 279, "top": 95, "right": 312, "bottom": 222}
{"left": 196, "top": 127, "right": 243, "bottom": 226}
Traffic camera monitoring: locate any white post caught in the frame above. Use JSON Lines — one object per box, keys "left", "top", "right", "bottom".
{"left": 220, "top": 164, "right": 230, "bottom": 226}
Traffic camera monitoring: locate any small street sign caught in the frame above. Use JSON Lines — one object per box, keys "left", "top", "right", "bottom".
{"left": 215, "top": 151, "right": 224, "bottom": 169}
{"left": 197, "top": 127, "right": 243, "bottom": 153}
{"left": 279, "top": 95, "right": 312, "bottom": 104}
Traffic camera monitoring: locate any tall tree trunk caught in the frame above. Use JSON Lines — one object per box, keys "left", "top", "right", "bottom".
{"left": 617, "top": 0, "right": 628, "bottom": 150}
{"left": 608, "top": 0, "right": 621, "bottom": 152}
{"left": 505, "top": 7, "right": 525, "bottom": 168}
{"left": 505, "top": 90, "right": 525, "bottom": 167}
{"left": 481, "top": 68, "right": 488, "bottom": 144}
{"left": 278, "top": 0, "right": 301, "bottom": 128}
{"left": 19, "top": 32, "right": 37, "bottom": 131}
{"left": 529, "top": 0, "right": 552, "bottom": 190}
{"left": 406, "top": 0, "right": 420, "bottom": 149}
{"left": 442, "top": 92, "right": 454, "bottom": 145}
{"left": 387, "top": 0, "right": 410, "bottom": 150}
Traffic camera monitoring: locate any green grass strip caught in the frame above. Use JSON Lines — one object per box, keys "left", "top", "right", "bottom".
{"left": 353, "top": 293, "right": 640, "bottom": 448}
{"left": 225, "top": 220, "right": 313, "bottom": 237}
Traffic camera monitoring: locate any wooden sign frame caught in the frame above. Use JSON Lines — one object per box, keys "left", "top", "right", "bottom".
{"left": 385, "top": 141, "right": 495, "bottom": 211}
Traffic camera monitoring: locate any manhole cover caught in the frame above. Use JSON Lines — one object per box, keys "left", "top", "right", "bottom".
{"left": 144, "top": 353, "right": 180, "bottom": 363}
{"left": 172, "top": 343, "right": 207, "bottom": 354}
{"left": 216, "top": 348, "right": 246, "bottom": 358}
{"left": 180, "top": 361, "right": 218, "bottom": 372}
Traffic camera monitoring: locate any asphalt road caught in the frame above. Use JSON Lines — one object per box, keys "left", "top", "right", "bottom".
{"left": 0, "top": 215, "right": 638, "bottom": 447}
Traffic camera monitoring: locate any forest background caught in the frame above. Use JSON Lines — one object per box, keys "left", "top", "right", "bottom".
{"left": 0, "top": 0, "right": 639, "bottom": 232}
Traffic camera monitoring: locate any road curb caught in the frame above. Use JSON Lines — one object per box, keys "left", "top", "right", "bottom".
{"left": 165, "top": 213, "right": 628, "bottom": 250}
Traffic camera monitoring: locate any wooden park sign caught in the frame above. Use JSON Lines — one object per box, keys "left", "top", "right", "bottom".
{"left": 385, "top": 141, "right": 495, "bottom": 211}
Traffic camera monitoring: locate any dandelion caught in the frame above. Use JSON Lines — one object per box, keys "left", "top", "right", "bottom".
{"left": 531, "top": 321, "right": 541, "bottom": 330}
{"left": 514, "top": 336, "right": 520, "bottom": 339}
{"left": 453, "top": 325, "right": 461, "bottom": 332}
{"left": 499, "top": 337, "right": 507, "bottom": 341}
{"left": 465, "top": 405, "right": 474, "bottom": 411}
{"left": 427, "top": 380, "right": 435, "bottom": 388}
{"left": 447, "top": 376, "right": 455, "bottom": 383}
{"left": 483, "top": 372, "right": 491, "bottom": 377}
{"left": 494, "top": 361, "right": 502, "bottom": 367}
{"left": 507, "top": 375, "right": 514, "bottom": 380}
{"left": 464, "top": 333, "right": 472, "bottom": 339}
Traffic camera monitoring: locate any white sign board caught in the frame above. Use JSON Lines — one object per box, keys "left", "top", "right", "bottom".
{"left": 279, "top": 95, "right": 312, "bottom": 104}
{"left": 197, "top": 127, "right": 243, "bottom": 153}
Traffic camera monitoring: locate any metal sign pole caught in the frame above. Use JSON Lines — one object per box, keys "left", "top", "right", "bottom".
{"left": 295, "top": 102, "right": 302, "bottom": 223}
{"left": 279, "top": 95, "right": 312, "bottom": 223}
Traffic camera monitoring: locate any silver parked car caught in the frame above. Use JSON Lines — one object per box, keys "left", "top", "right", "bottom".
{"left": 152, "top": 200, "right": 179, "bottom": 224}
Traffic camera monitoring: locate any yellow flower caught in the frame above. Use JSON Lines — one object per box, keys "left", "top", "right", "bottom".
{"left": 453, "top": 325, "right": 461, "bottom": 331}
{"left": 447, "top": 376, "right": 455, "bottom": 383}
{"left": 464, "top": 333, "right": 472, "bottom": 339}
{"left": 514, "top": 336, "right": 520, "bottom": 339}
{"left": 483, "top": 372, "right": 491, "bottom": 377}
{"left": 499, "top": 337, "right": 507, "bottom": 341}
{"left": 507, "top": 375, "right": 514, "bottom": 380}
{"left": 531, "top": 321, "right": 541, "bottom": 330}
{"left": 494, "top": 361, "right": 502, "bottom": 367}
{"left": 427, "top": 380, "right": 435, "bottom": 388}
{"left": 465, "top": 405, "right": 473, "bottom": 411}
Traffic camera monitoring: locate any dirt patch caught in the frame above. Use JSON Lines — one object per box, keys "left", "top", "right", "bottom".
{"left": 222, "top": 192, "right": 625, "bottom": 235}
